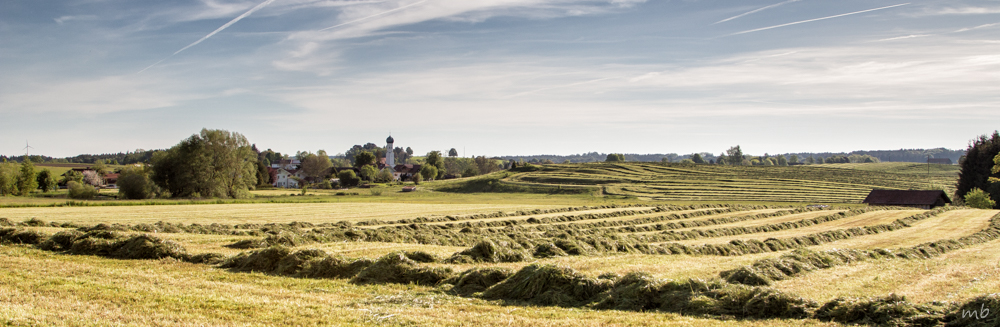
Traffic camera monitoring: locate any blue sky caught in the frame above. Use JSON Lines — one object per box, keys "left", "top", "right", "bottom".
{"left": 2, "top": 0, "right": 999, "bottom": 158}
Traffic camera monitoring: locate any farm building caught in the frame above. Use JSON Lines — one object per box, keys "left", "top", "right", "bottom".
{"left": 862, "top": 190, "right": 951, "bottom": 209}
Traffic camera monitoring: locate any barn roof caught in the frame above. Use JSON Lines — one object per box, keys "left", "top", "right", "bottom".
{"left": 862, "top": 190, "right": 951, "bottom": 206}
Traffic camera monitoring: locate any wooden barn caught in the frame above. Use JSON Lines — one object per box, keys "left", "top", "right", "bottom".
{"left": 862, "top": 190, "right": 952, "bottom": 209}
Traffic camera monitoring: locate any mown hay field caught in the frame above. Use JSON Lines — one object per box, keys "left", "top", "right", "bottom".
{"left": 484, "top": 162, "right": 959, "bottom": 203}
{"left": 3, "top": 198, "right": 999, "bottom": 326}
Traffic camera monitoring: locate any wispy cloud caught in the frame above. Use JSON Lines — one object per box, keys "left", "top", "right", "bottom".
{"left": 873, "top": 34, "right": 931, "bottom": 42}
{"left": 726, "top": 3, "right": 910, "bottom": 37}
{"left": 138, "top": 0, "right": 278, "bottom": 73}
{"left": 319, "top": 0, "right": 426, "bottom": 31}
{"left": 925, "top": 6, "right": 1000, "bottom": 15}
{"left": 714, "top": 0, "right": 800, "bottom": 25}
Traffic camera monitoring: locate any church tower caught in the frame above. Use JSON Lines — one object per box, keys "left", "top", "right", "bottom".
{"left": 386, "top": 135, "right": 395, "bottom": 167}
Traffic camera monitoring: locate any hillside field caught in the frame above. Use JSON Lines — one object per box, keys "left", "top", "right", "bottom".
{"left": 2, "top": 162, "right": 997, "bottom": 326}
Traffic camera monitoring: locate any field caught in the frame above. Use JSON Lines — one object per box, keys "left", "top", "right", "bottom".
{"left": 2, "top": 162, "right": 997, "bottom": 326}
{"left": 479, "top": 162, "right": 960, "bottom": 203}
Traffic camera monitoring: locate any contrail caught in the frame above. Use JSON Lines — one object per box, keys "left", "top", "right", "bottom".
{"left": 319, "top": 0, "right": 427, "bottom": 31}
{"left": 138, "top": 0, "right": 277, "bottom": 73}
{"left": 725, "top": 3, "right": 910, "bottom": 37}
{"left": 714, "top": 0, "right": 801, "bottom": 25}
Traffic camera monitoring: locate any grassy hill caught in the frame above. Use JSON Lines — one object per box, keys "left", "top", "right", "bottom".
{"left": 438, "top": 162, "right": 959, "bottom": 204}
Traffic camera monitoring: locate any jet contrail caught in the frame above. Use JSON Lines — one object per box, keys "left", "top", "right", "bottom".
{"left": 725, "top": 3, "right": 910, "bottom": 37}
{"left": 319, "top": 0, "right": 427, "bottom": 31}
{"left": 714, "top": 0, "right": 801, "bottom": 25}
{"left": 138, "top": 0, "right": 277, "bottom": 73}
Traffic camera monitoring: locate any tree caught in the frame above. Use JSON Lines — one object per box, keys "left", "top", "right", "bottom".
{"left": 256, "top": 159, "right": 271, "bottom": 187}
{"left": 406, "top": 147, "right": 414, "bottom": 156}
{"left": 425, "top": 151, "right": 445, "bottom": 178}
{"left": 15, "top": 159, "right": 37, "bottom": 196}
{"left": 965, "top": 188, "right": 996, "bottom": 209}
{"left": 300, "top": 150, "right": 332, "bottom": 182}
{"left": 957, "top": 131, "right": 1000, "bottom": 206}
{"left": 82, "top": 170, "right": 103, "bottom": 187}
{"left": 60, "top": 170, "right": 84, "bottom": 187}
{"left": 725, "top": 146, "right": 744, "bottom": 165}
{"left": 118, "top": 166, "right": 157, "bottom": 199}
{"left": 475, "top": 156, "right": 500, "bottom": 174}
{"left": 375, "top": 168, "right": 394, "bottom": 183}
{"left": 606, "top": 153, "right": 625, "bottom": 162}
{"left": 411, "top": 171, "right": 422, "bottom": 184}
{"left": 691, "top": 153, "right": 705, "bottom": 164}
{"left": 151, "top": 129, "right": 258, "bottom": 198}
{"left": 716, "top": 153, "right": 727, "bottom": 165}
{"left": 337, "top": 170, "right": 360, "bottom": 188}
{"left": 448, "top": 148, "right": 459, "bottom": 157}
{"left": 92, "top": 159, "right": 109, "bottom": 175}
{"left": 353, "top": 150, "right": 376, "bottom": 168}
{"left": 36, "top": 169, "right": 57, "bottom": 192}
{"left": 0, "top": 162, "right": 19, "bottom": 196}
{"left": 777, "top": 155, "right": 788, "bottom": 166}
{"left": 359, "top": 165, "right": 378, "bottom": 182}
{"left": 462, "top": 166, "right": 479, "bottom": 177}
{"left": 420, "top": 165, "right": 438, "bottom": 181}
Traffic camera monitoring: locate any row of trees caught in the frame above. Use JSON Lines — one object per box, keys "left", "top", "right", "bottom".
{"left": 0, "top": 160, "right": 57, "bottom": 196}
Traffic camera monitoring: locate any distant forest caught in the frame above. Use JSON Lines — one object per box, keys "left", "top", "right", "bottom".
{"left": 499, "top": 148, "right": 965, "bottom": 164}
{"left": 2, "top": 147, "right": 964, "bottom": 165}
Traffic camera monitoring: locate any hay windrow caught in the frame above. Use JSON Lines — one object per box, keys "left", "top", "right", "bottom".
{"left": 446, "top": 240, "right": 532, "bottom": 263}
{"left": 447, "top": 267, "right": 515, "bottom": 296}
{"left": 351, "top": 252, "right": 455, "bottom": 286}
{"left": 482, "top": 264, "right": 611, "bottom": 307}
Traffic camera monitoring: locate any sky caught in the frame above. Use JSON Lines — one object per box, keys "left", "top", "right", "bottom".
{"left": 1, "top": 0, "right": 999, "bottom": 158}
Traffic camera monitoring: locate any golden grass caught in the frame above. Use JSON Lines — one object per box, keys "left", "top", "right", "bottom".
{"left": 0, "top": 246, "right": 835, "bottom": 326}
{"left": 0, "top": 202, "right": 561, "bottom": 225}
{"left": 373, "top": 207, "right": 659, "bottom": 228}
{"left": 812, "top": 209, "right": 999, "bottom": 250}
{"left": 665, "top": 210, "right": 846, "bottom": 233}
{"left": 774, "top": 237, "right": 1000, "bottom": 304}
{"left": 669, "top": 210, "right": 927, "bottom": 246}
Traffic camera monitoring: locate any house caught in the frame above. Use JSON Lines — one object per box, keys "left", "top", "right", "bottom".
{"left": 862, "top": 190, "right": 952, "bottom": 209}
{"left": 272, "top": 167, "right": 307, "bottom": 188}
{"left": 270, "top": 159, "right": 301, "bottom": 170}
{"left": 392, "top": 164, "right": 422, "bottom": 181}
{"left": 927, "top": 158, "right": 953, "bottom": 165}
{"left": 103, "top": 173, "right": 119, "bottom": 188}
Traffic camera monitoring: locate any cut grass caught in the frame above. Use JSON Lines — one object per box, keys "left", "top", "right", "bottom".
{"left": 669, "top": 210, "right": 929, "bottom": 246}
{"left": 0, "top": 202, "right": 562, "bottom": 225}
{"left": 774, "top": 237, "right": 1000, "bottom": 304}
{"left": 812, "top": 209, "right": 998, "bottom": 250}
{"left": 0, "top": 245, "right": 834, "bottom": 327}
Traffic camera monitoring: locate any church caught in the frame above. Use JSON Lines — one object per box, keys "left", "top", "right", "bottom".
{"left": 379, "top": 135, "right": 421, "bottom": 182}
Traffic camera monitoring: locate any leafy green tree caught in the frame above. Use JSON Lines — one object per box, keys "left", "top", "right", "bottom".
{"left": 256, "top": 159, "right": 271, "bottom": 186}
{"left": 36, "top": 169, "right": 57, "bottom": 192}
{"left": 716, "top": 153, "right": 727, "bottom": 165}
{"left": 0, "top": 162, "right": 19, "bottom": 196}
{"left": 777, "top": 156, "right": 788, "bottom": 166}
{"left": 605, "top": 153, "right": 625, "bottom": 162}
{"left": 448, "top": 148, "right": 459, "bottom": 157}
{"left": 405, "top": 147, "right": 414, "bottom": 156}
{"left": 690, "top": 153, "right": 706, "bottom": 164}
{"left": 15, "top": 159, "right": 37, "bottom": 196}
{"left": 92, "top": 159, "right": 109, "bottom": 175}
{"left": 725, "top": 146, "right": 744, "bottom": 166}
{"left": 337, "top": 170, "right": 360, "bottom": 188}
{"left": 462, "top": 166, "right": 479, "bottom": 177}
{"left": 375, "top": 168, "right": 395, "bottom": 183}
{"left": 475, "top": 156, "right": 500, "bottom": 174}
{"left": 425, "top": 151, "right": 445, "bottom": 178}
{"left": 420, "top": 165, "right": 438, "bottom": 181}
{"left": 789, "top": 155, "right": 799, "bottom": 164}
{"left": 359, "top": 165, "right": 378, "bottom": 182}
{"left": 60, "top": 170, "right": 84, "bottom": 187}
{"left": 965, "top": 188, "right": 996, "bottom": 209}
{"left": 353, "top": 150, "right": 376, "bottom": 168}
{"left": 300, "top": 150, "right": 332, "bottom": 181}
{"left": 411, "top": 172, "right": 422, "bottom": 184}
{"left": 957, "top": 131, "right": 1000, "bottom": 204}
{"left": 151, "top": 129, "right": 258, "bottom": 198}
{"left": 117, "top": 166, "right": 157, "bottom": 199}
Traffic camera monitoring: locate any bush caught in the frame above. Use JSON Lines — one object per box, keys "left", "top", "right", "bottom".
{"left": 337, "top": 170, "right": 360, "bottom": 188}
{"left": 965, "top": 188, "right": 996, "bottom": 209}
{"left": 67, "top": 181, "right": 98, "bottom": 200}
{"left": 420, "top": 166, "right": 438, "bottom": 181}
{"left": 118, "top": 167, "right": 156, "bottom": 199}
